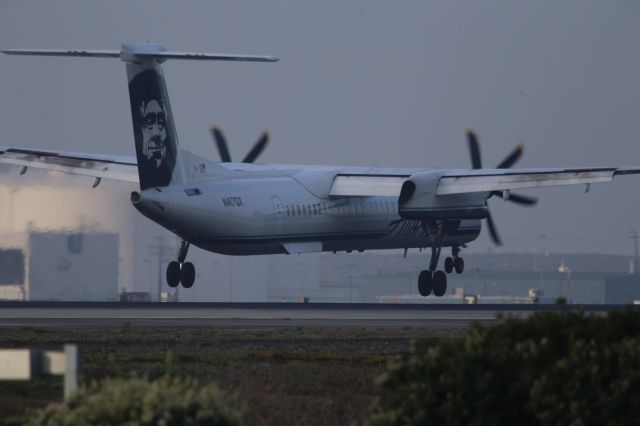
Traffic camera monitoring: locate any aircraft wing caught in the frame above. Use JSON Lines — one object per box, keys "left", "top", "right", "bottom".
{"left": 0, "top": 147, "right": 139, "bottom": 184}
{"left": 329, "top": 167, "right": 640, "bottom": 197}
{"left": 435, "top": 167, "right": 640, "bottom": 195}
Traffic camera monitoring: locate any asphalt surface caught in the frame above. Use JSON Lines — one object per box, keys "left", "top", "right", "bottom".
{"left": 0, "top": 302, "right": 631, "bottom": 328}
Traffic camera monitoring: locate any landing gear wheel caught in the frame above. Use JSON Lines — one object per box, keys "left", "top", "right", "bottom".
{"left": 166, "top": 261, "right": 180, "bottom": 288}
{"left": 432, "top": 271, "right": 447, "bottom": 297}
{"left": 444, "top": 257, "right": 454, "bottom": 273}
{"left": 180, "top": 262, "right": 196, "bottom": 288}
{"left": 418, "top": 270, "right": 432, "bottom": 297}
{"left": 454, "top": 257, "right": 465, "bottom": 274}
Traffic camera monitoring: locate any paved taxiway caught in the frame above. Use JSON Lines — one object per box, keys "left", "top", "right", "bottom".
{"left": 0, "top": 302, "right": 629, "bottom": 328}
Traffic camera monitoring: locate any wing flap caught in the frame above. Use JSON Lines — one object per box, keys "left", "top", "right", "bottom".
{"left": 329, "top": 175, "right": 408, "bottom": 197}
{"left": 0, "top": 147, "right": 139, "bottom": 183}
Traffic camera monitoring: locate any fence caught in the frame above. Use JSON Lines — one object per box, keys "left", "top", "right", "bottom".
{"left": 0, "top": 344, "right": 82, "bottom": 400}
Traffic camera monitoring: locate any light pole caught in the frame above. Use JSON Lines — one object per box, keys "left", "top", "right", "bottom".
{"left": 348, "top": 274, "right": 354, "bottom": 303}
{"left": 558, "top": 260, "right": 571, "bottom": 300}
{"left": 229, "top": 257, "right": 233, "bottom": 302}
{"left": 630, "top": 230, "right": 638, "bottom": 274}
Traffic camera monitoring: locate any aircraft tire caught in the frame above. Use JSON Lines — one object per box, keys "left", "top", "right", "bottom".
{"left": 180, "top": 262, "right": 196, "bottom": 288}
{"left": 454, "top": 257, "right": 465, "bottom": 274}
{"left": 433, "top": 271, "right": 447, "bottom": 297}
{"left": 418, "top": 270, "right": 432, "bottom": 297}
{"left": 166, "top": 261, "right": 181, "bottom": 288}
{"left": 444, "top": 257, "right": 454, "bottom": 273}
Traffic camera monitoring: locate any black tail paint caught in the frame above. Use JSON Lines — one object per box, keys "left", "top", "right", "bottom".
{"left": 125, "top": 44, "right": 181, "bottom": 190}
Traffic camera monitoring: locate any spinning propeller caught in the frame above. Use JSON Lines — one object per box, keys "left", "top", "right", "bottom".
{"left": 466, "top": 129, "right": 538, "bottom": 246}
{"left": 210, "top": 125, "right": 270, "bottom": 163}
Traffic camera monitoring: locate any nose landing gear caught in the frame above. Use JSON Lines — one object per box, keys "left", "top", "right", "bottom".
{"left": 166, "top": 240, "right": 196, "bottom": 288}
{"left": 444, "top": 246, "right": 464, "bottom": 274}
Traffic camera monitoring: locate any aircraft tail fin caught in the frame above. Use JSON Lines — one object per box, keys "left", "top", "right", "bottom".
{"left": 123, "top": 43, "right": 187, "bottom": 189}
{"left": 2, "top": 44, "right": 278, "bottom": 190}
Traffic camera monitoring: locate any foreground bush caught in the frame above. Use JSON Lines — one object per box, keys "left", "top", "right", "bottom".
{"left": 367, "top": 309, "right": 640, "bottom": 426}
{"left": 26, "top": 376, "right": 243, "bottom": 426}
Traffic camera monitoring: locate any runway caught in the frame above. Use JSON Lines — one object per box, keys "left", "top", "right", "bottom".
{"left": 0, "top": 302, "right": 630, "bottom": 328}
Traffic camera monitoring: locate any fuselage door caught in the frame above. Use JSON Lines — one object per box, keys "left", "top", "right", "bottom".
{"left": 271, "top": 195, "right": 285, "bottom": 235}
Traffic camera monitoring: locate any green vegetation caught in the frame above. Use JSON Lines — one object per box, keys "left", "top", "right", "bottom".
{"left": 7, "top": 310, "right": 638, "bottom": 426}
{"left": 366, "top": 309, "right": 640, "bottom": 426}
{"left": 25, "top": 376, "right": 242, "bottom": 426}
{"left": 0, "top": 326, "right": 455, "bottom": 426}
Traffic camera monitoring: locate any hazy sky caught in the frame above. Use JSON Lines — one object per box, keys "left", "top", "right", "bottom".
{"left": 1, "top": 1, "right": 640, "bottom": 255}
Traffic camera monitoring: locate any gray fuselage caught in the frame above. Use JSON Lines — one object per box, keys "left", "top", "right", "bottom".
{"left": 132, "top": 162, "right": 482, "bottom": 255}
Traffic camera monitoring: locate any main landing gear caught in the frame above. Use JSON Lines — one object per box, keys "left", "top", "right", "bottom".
{"left": 166, "top": 241, "right": 196, "bottom": 289}
{"left": 417, "top": 221, "right": 465, "bottom": 297}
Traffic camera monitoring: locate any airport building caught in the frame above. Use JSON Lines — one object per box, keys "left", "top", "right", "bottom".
{"left": 0, "top": 174, "right": 137, "bottom": 301}
{"left": 328, "top": 252, "right": 640, "bottom": 305}
{"left": 0, "top": 230, "right": 119, "bottom": 301}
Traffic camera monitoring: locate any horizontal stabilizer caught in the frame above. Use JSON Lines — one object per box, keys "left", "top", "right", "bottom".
{"left": 1, "top": 49, "right": 121, "bottom": 58}
{"left": 1, "top": 45, "right": 279, "bottom": 63}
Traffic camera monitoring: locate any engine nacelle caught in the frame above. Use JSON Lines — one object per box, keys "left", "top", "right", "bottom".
{"left": 398, "top": 172, "right": 488, "bottom": 220}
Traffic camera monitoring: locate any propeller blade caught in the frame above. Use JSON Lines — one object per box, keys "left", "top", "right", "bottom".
{"left": 242, "top": 130, "right": 270, "bottom": 163}
{"left": 485, "top": 209, "right": 503, "bottom": 246}
{"left": 210, "top": 125, "right": 232, "bottom": 162}
{"left": 506, "top": 192, "right": 538, "bottom": 206}
{"left": 496, "top": 143, "right": 524, "bottom": 169}
{"left": 466, "top": 129, "right": 482, "bottom": 169}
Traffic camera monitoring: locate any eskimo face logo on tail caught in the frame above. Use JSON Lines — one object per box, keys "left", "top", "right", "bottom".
{"left": 140, "top": 99, "right": 167, "bottom": 167}
{"left": 129, "top": 69, "right": 177, "bottom": 189}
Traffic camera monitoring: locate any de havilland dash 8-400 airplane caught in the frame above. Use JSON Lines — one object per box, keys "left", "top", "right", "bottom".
{"left": 1, "top": 43, "right": 639, "bottom": 297}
